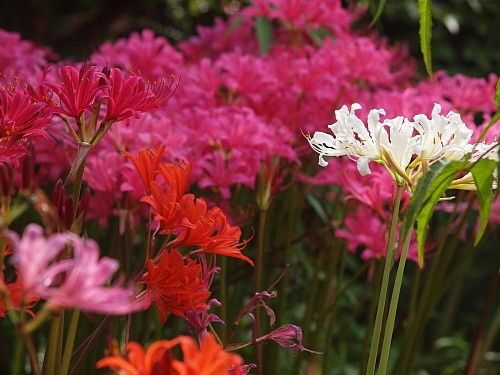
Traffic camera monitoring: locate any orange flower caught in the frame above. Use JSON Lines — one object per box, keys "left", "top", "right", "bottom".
{"left": 124, "top": 145, "right": 165, "bottom": 192}
{"left": 141, "top": 182, "right": 183, "bottom": 232}
{"left": 158, "top": 161, "right": 192, "bottom": 199}
{"left": 143, "top": 249, "right": 210, "bottom": 322}
{"left": 96, "top": 334, "right": 244, "bottom": 375}
{"left": 174, "top": 195, "right": 253, "bottom": 265}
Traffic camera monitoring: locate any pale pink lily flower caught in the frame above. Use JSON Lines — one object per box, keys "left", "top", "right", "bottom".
{"left": 8, "top": 224, "right": 150, "bottom": 314}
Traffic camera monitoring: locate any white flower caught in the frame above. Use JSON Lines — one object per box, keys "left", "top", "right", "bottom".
{"left": 413, "top": 104, "right": 473, "bottom": 162}
{"left": 307, "top": 103, "right": 385, "bottom": 175}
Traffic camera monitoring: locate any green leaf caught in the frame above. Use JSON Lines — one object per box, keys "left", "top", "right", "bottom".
{"left": 369, "top": 0, "right": 388, "bottom": 27}
{"left": 306, "top": 193, "right": 329, "bottom": 225}
{"left": 418, "top": 0, "right": 433, "bottom": 76}
{"left": 306, "top": 27, "right": 331, "bottom": 47}
{"left": 471, "top": 159, "right": 496, "bottom": 245}
{"left": 255, "top": 16, "right": 272, "bottom": 55}
{"left": 401, "top": 159, "right": 467, "bottom": 267}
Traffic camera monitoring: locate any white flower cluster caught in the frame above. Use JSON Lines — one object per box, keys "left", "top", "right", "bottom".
{"left": 308, "top": 103, "right": 498, "bottom": 187}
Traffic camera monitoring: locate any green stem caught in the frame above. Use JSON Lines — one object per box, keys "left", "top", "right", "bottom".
{"left": 366, "top": 185, "right": 403, "bottom": 375}
{"left": 254, "top": 207, "right": 268, "bottom": 375}
{"left": 44, "top": 313, "right": 63, "bottom": 375}
{"left": 219, "top": 255, "right": 228, "bottom": 344}
{"left": 61, "top": 309, "right": 80, "bottom": 375}
{"left": 377, "top": 225, "right": 413, "bottom": 375}
{"left": 11, "top": 332, "right": 26, "bottom": 375}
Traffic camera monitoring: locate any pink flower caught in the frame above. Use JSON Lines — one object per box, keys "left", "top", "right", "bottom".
{"left": 337, "top": 207, "right": 388, "bottom": 260}
{"left": 103, "top": 68, "right": 174, "bottom": 122}
{"left": 8, "top": 224, "right": 149, "bottom": 314}
{"left": 0, "top": 85, "right": 52, "bottom": 165}
{"left": 49, "top": 63, "right": 105, "bottom": 118}
{"left": 0, "top": 29, "right": 50, "bottom": 84}
{"left": 91, "top": 29, "right": 183, "bottom": 81}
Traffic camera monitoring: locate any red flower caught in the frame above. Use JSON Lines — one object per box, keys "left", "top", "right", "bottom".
{"left": 0, "top": 85, "right": 51, "bottom": 165}
{"left": 0, "top": 276, "right": 39, "bottom": 317}
{"left": 158, "top": 161, "right": 192, "bottom": 199}
{"left": 104, "top": 68, "right": 173, "bottom": 122}
{"left": 143, "top": 249, "right": 210, "bottom": 322}
{"left": 50, "top": 63, "right": 105, "bottom": 118}
{"left": 141, "top": 182, "right": 183, "bottom": 232}
{"left": 174, "top": 194, "right": 253, "bottom": 265}
{"left": 124, "top": 145, "right": 165, "bottom": 192}
{"left": 96, "top": 334, "right": 245, "bottom": 375}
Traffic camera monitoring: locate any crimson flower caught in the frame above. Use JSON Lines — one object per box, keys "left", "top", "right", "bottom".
{"left": 103, "top": 68, "right": 173, "bottom": 122}
{"left": 0, "top": 85, "right": 51, "bottom": 165}
{"left": 50, "top": 63, "right": 105, "bottom": 118}
{"left": 143, "top": 249, "right": 210, "bottom": 322}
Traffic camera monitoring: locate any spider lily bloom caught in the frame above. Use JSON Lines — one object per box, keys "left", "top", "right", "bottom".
{"left": 0, "top": 276, "right": 39, "bottom": 317}
{"left": 308, "top": 103, "right": 419, "bottom": 184}
{"left": 96, "top": 333, "right": 245, "bottom": 375}
{"left": 123, "top": 145, "right": 165, "bottom": 192}
{"left": 49, "top": 63, "right": 105, "bottom": 119}
{"left": 173, "top": 194, "right": 253, "bottom": 265}
{"left": 103, "top": 68, "right": 174, "bottom": 122}
{"left": 413, "top": 103, "right": 473, "bottom": 162}
{"left": 143, "top": 249, "right": 211, "bottom": 322}
{"left": 0, "top": 85, "right": 52, "bottom": 165}
{"left": 8, "top": 224, "right": 150, "bottom": 314}
{"left": 158, "top": 160, "right": 192, "bottom": 199}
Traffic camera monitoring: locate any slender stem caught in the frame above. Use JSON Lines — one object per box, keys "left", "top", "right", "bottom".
{"left": 219, "top": 255, "right": 228, "bottom": 344}
{"left": 144, "top": 209, "right": 152, "bottom": 264}
{"left": 366, "top": 185, "right": 403, "bottom": 375}
{"left": 254, "top": 207, "right": 268, "bottom": 375}
{"left": 377, "top": 226, "right": 413, "bottom": 375}
{"left": 464, "top": 266, "right": 499, "bottom": 375}
{"left": 61, "top": 309, "right": 80, "bottom": 375}
{"left": 20, "top": 327, "right": 41, "bottom": 375}
{"left": 11, "top": 332, "right": 25, "bottom": 375}
{"left": 44, "top": 313, "right": 63, "bottom": 375}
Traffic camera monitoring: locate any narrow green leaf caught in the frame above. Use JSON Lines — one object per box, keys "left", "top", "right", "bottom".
{"left": 369, "top": 0, "right": 388, "bottom": 27}
{"left": 306, "top": 193, "right": 329, "bottom": 225}
{"left": 306, "top": 27, "right": 331, "bottom": 47}
{"left": 255, "top": 16, "right": 272, "bottom": 55}
{"left": 471, "top": 159, "right": 496, "bottom": 245}
{"left": 401, "top": 159, "right": 467, "bottom": 267}
{"left": 418, "top": 0, "right": 433, "bottom": 76}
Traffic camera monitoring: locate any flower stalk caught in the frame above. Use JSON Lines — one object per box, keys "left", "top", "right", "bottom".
{"left": 366, "top": 184, "right": 403, "bottom": 375}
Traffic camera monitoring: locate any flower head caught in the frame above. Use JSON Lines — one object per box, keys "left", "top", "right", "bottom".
{"left": 96, "top": 333, "right": 244, "bottom": 375}
{"left": 143, "top": 249, "right": 211, "bottom": 322}
{"left": 8, "top": 224, "right": 149, "bottom": 314}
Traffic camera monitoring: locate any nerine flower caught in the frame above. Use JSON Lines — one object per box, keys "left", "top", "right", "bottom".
{"left": 8, "top": 224, "right": 149, "bottom": 314}
{"left": 96, "top": 333, "right": 245, "bottom": 375}
{"left": 308, "top": 103, "right": 496, "bottom": 187}
{"left": 143, "top": 249, "right": 211, "bottom": 322}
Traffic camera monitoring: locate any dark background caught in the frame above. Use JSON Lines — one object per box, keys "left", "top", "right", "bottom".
{"left": 0, "top": 0, "right": 498, "bottom": 76}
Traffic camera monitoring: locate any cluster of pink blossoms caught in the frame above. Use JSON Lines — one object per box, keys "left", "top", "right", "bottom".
{"left": 1, "top": 0, "right": 497, "bottom": 263}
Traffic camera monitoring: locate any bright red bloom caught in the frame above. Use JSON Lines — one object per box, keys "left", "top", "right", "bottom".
{"left": 103, "top": 68, "right": 173, "bottom": 122}
{"left": 143, "top": 249, "right": 210, "bottom": 322}
{"left": 124, "top": 145, "right": 165, "bottom": 192}
{"left": 50, "top": 63, "right": 105, "bottom": 118}
{"left": 0, "top": 85, "right": 51, "bottom": 165}
{"left": 0, "top": 276, "right": 39, "bottom": 317}
{"left": 174, "top": 194, "right": 253, "bottom": 265}
{"left": 158, "top": 161, "right": 192, "bottom": 199}
{"left": 96, "top": 333, "right": 245, "bottom": 375}
{"left": 141, "top": 182, "right": 183, "bottom": 232}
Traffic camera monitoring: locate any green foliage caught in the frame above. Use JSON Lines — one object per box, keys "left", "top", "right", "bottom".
{"left": 471, "top": 159, "right": 497, "bottom": 245}
{"left": 255, "top": 16, "right": 273, "bottom": 55}
{"left": 418, "top": 0, "right": 433, "bottom": 76}
{"left": 369, "top": 0, "right": 389, "bottom": 26}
